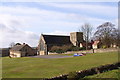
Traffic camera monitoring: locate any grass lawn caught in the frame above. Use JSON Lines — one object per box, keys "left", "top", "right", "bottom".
{"left": 2, "top": 51, "right": 118, "bottom": 78}
{"left": 85, "top": 69, "right": 120, "bottom": 78}
{"left": 0, "top": 58, "right": 2, "bottom": 79}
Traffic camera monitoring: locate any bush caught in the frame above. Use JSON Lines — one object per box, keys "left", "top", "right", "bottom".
{"left": 49, "top": 45, "right": 86, "bottom": 53}
{"left": 102, "top": 45, "right": 107, "bottom": 49}
{"left": 49, "top": 45, "right": 73, "bottom": 53}
{"left": 67, "top": 71, "right": 79, "bottom": 80}
{"left": 56, "top": 49, "right": 64, "bottom": 53}
{"left": 69, "top": 46, "right": 86, "bottom": 51}
{"left": 49, "top": 46, "right": 60, "bottom": 52}
{"left": 62, "top": 45, "right": 73, "bottom": 52}
{"left": 79, "top": 47, "right": 86, "bottom": 50}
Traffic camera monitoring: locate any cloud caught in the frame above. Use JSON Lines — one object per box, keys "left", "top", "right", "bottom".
{"left": 1, "top": 0, "right": 119, "bottom": 2}
{"left": 0, "top": 3, "right": 117, "bottom": 47}
{"left": 0, "top": 13, "right": 41, "bottom": 47}
{"left": 0, "top": 5, "right": 109, "bottom": 22}
{"left": 41, "top": 3, "right": 117, "bottom": 17}
{"left": 0, "top": 14, "right": 39, "bottom": 48}
{"left": 6, "top": 5, "right": 109, "bottom": 27}
{"left": 0, "top": 25, "right": 39, "bottom": 48}
{"left": 44, "top": 31, "right": 70, "bottom": 35}
{"left": 0, "top": 14, "right": 30, "bottom": 30}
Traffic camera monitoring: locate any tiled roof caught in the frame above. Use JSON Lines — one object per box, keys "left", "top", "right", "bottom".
{"left": 42, "top": 34, "right": 72, "bottom": 45}
{"left": 10, "top": 44, "right": 26, "bottom": 51}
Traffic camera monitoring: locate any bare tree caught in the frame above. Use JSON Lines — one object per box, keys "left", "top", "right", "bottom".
{"left": 9, "top": 42, "right": 15, "bottom": 48}
{"left": 94, "top": 22, "right": 117, "bottom": 48}
{"left": 15, "top": 43, "right": 21, "bottom": 45}
{"left": 79, "top": 23, "right": 93, "bottom": 50}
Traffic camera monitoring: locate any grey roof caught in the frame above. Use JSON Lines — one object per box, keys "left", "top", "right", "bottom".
{"left": 10, "top": 44, "right": 26, "bottom": 51}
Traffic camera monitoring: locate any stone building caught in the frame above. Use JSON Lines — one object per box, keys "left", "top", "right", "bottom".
{"left": 10, "top": 43, "right": 37, "bottom": 57}
{"left": 0, "top": 48, "right": 10, "bottom": 57}
{"left": 70, "top": 32, "right": 83, "bottom": 47}
{"left": 38, "top": 32, "right": 83, "bottom": 55}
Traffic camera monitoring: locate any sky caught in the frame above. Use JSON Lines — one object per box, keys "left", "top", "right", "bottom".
{"left": 0, "top": 1, "right": 118, "bottom": 48}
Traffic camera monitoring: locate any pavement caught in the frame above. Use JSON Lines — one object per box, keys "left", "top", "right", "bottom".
{"left": 29, "top": 55, "right": 73, "bottom": 59}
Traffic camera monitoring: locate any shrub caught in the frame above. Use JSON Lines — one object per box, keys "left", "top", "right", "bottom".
{"left": 62, "top": 45, "right": 73, "bottom": 52}
{"left": 56, "top": 49, "right": 64, "bottom": 53}
{"left": 49, "top": 45, "right": 73, "bottom": 53}
{"left": 69, "top": 46, "right": 86, "bottom": 51}
{"left": 49, "top": 46, "right": 60, "bottom": 52}
{"left": 67, "top": 71, "right": 79, "bottom": 80}
{"left": 79, "top": 47, "right": 86, "bottom": 50}
{"left": 49, "top": 45, "right": 86, "bottom": 53}
{"left": 102, "top": 45, "right": 107, "bottom": 49}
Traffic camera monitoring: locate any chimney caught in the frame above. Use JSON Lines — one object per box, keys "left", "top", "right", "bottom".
{"left": 23, "top": 43, "right": 25, "bottom": 45}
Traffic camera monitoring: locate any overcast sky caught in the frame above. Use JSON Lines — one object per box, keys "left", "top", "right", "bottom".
{"left": 0, "top": 2, "right": 118, "bottom": 48}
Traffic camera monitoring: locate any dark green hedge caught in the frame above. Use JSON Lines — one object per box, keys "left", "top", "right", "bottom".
{"left": 49, "top": 45, "right": 86, "bottom": 53}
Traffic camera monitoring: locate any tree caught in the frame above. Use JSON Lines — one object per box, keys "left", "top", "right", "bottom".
{"left": 94, "top": 22, "right": 117, "bottom": 48}
{"left": 111, "top": 29, "right": 119, "bottom": 47}
{"left": 9, "top": 42, "right": 15, "bottom": 48}
{"left": 79, "top": 23, "right": 93, "bottom": 50}
{"left": 15, "top": 43, "right": 21, "bottom": 45}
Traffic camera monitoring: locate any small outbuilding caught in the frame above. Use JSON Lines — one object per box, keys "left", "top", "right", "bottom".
{"left": 10, "top": 43, "right": 36, "bottom": 57}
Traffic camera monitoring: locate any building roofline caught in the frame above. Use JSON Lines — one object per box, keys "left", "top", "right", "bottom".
{"left": 42, "top": 34, "right": 70, "bottom": 37}
{"left": 70, "top": 32, "right": 83, "bottom": 33}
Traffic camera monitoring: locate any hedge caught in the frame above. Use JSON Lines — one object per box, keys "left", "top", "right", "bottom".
{"left": 49, "top": 45, "right": 86, "bottom": 53}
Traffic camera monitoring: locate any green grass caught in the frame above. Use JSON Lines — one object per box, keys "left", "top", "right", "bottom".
{"left": 85, "top": 69, "right": 120, "bottom": 78}
{"left": 0, "top": 58, "right": 2, "bottom": 79}
{"left": 2, "top": 51, "right": 118, "bottom": 78}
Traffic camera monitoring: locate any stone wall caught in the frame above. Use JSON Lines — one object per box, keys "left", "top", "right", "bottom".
{"left": 93, "top": 48, "right": 118, "bottom": 53}
{"left": 48, "top": 48, "right": 118, "bottom": 55}
{"left": 45, "top": 62, "right": 120, "bottom": 80}
{"left": 65, "top": 48, "right": 118, "bottom": 54}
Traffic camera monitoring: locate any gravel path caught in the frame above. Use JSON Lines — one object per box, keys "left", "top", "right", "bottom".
{"left": 29, "top": 55, "right": 73, "bottom": 59}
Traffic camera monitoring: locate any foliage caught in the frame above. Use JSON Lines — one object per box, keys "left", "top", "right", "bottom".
{"left": 79, "top": 23, "right": 93, "bottom": 42}
{"left": 67, "top": 71, "right": 79, "bottom": 80}
{"left": 85, "top": 69, "right": 120, "bottom": 78}
{"left": 49, "top": 45, "right": 73, "bottom": 53}
{"left": 9, "top": 42, "right": 15, "bottom": 48}
{"left": 49, "top": 45, "right": 86, "bottom": 53}
{"left": 94, "top": 22, "right": 118, "bottom": 48}
{"left": 70, "top": 46, "right": 86, "bottom": 51}
{"left": 79, "top": 23, "right": 93, "bottom": 50}
{"left": 102, "top": 45, "right": 107, "bottom": 49}
{"left": 15, "top": 43, "right": 21, "bottom": 45}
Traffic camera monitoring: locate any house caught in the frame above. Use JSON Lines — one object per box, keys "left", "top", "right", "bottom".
{"left": 80, "top": 42, "right": 92, "bottom": 49}
{"left": 32, "top": 47, "right": 38, "bottom": 55}
{"left": 0, "top": 48, "right": 10, "bottom": 57}
{"left": 38, "top": 32, "right": 83, "bottom": 55}
{"left": 10, "top": 43, "right": 37, "bottom": 57}
{"left": 92, "top": 40, "right": 100, "bottom": 49}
